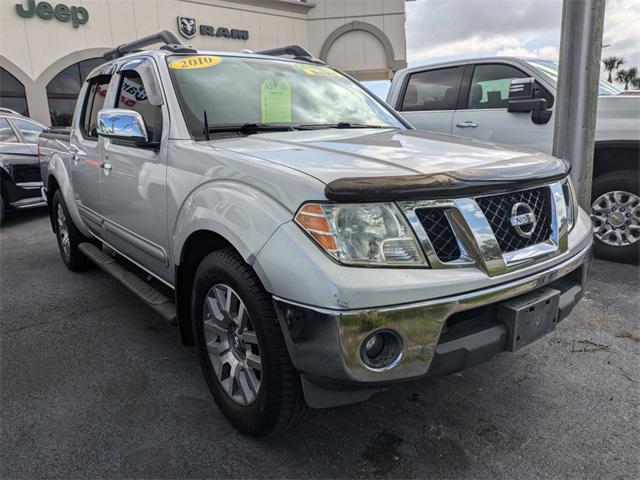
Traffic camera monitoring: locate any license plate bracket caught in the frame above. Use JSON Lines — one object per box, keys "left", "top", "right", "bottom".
{"left": 498, "top": 287, "right": 561, "bottom": 352}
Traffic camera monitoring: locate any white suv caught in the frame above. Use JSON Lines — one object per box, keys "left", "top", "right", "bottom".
{"left": 387, "top": 57, "right": 640, "bottom": 264}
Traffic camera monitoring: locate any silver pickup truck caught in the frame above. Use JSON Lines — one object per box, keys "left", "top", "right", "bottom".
{"left": 40, "top": 32, "right": 592, "bottom": 437}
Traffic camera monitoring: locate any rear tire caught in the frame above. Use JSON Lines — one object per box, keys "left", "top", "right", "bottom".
{"left": 191, "top": 247, "right": 308, "bottom": 437}
{"left": 52, "top": 189, "right": 94, "bottom": 271}
{"left": 591, "top": 170, "right": 640, "bottom": 264}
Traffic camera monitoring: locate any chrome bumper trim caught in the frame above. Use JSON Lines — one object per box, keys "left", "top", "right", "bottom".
{"left": 274, "top": 240, "right": 592, "bottom": 384}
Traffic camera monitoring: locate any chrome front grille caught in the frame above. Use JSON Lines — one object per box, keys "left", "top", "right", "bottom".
{"left": 476, "top": 187, "right": 553, "bottom": 253}
{"left": 415, "top": 207, "right": 461, "bottom": 262}
{"left": 399, "top": 181, "right": 570, "bottom": 276}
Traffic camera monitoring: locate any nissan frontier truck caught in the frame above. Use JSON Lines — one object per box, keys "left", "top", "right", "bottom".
{"left": 40, "top": 32, "right": 592, "bottom": 436}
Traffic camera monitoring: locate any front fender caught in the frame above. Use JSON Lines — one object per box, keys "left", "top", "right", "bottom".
{"left": 46, "top": 153, "right": 91, "bottom": 237}
{"left": 172, "top": 179, "right": 294, "bottom": 269}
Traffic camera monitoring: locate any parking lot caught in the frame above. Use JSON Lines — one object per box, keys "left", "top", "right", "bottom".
{"left": 0, "top": 208, "right": 638, "bottom": 479}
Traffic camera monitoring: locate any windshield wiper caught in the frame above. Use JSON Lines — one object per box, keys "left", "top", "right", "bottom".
{"left": 205, "top": 123, "right": 298, "bottom": 136}
{"left": 201, "top": 122, "right": 396, "bottom": 139}
{"left": 298, "top": 122, "right": 396, "bottom": 130}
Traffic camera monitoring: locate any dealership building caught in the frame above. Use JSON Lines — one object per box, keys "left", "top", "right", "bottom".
{"left": 0, "top": 0, "right": 408, "bottom": 126}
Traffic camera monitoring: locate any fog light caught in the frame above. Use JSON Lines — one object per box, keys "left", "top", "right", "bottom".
{"left": 360, "top": 330, "right": 403, "bottom": 370}
{"left": 364, "top": 333, "right": 385, "bottom": 359}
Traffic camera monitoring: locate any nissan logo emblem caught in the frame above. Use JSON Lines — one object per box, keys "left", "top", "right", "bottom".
{"left": 510, "top": 202, "right": 537, "bottom": 238}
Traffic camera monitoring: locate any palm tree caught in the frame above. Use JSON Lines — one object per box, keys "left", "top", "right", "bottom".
{"left": 631, "top": 76, "right": 640, "bottom": 90}
{"left": 616, "top": 67, "right": 638, "bottom": 90}
{"left": 602, "top": 56, "right": 625, "bottom": 83}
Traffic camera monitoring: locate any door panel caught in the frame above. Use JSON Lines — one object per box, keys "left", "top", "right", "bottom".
{"left": 99, "top": 65, "right": 170, "bottom": 279}
{"left": 71, "top": 79, "right": 106, "bottom": 232}
{"left": 452, "top": 109, "right": 554, "bottom": 153}
{"left": 399, "top": 111, "right": 455, "bottom": 135}
{"left": 451, "top": 63, "right": 554, "bottom": 153}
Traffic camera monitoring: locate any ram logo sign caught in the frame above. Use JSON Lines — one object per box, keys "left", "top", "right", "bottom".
{"left": 176, "top": 16, "right": 249, "bottom": 41}
{"left": 177, "top": 16, "right": 197, "bottom": 39}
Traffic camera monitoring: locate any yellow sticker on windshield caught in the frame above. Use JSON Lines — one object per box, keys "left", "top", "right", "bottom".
{"left": 295, "top": 64, "right": 341, "bottom": 77}
{"left": 169, "top": 55, "right": 222, "bottom": 70}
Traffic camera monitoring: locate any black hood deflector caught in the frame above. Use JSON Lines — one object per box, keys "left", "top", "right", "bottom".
{"left": 324, "top": 158, "right": 570, "bottom": 202}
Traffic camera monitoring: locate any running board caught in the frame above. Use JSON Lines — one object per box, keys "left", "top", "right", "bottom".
{"left": 78, "top": 242, "right": 177, "bottom": 323}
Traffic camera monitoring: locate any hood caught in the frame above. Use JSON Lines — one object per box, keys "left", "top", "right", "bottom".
{"left": 595, "top": 95, "right": 640, "bottom": 143}
{"left": 598, "top": 94, "right": 640, "bottom": 117}
{"left": 208, "top": 129, "right": 568, "bottom": 201}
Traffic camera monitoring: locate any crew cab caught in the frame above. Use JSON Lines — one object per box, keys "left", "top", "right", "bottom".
{"left": 40, "top": 32, "right": 592, "bottom": 436}
{"left": 387, "top": 58, "right": 640, "bottom": 264}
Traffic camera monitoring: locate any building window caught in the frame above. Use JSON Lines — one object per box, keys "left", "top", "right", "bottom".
{"left": 0, "top": 68, "right": 28, "bottom": 116}
{"left": 46, "top": 58, "right": 105, "bottom": 127}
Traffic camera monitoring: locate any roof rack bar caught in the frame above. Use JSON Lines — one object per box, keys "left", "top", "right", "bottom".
{"left": 256, "top": 44, "right": 312, "bottom": 58}
{"left": 103, "top": 30, "right": 186, "bottom": 60}
{"left": 255, "top": 44, "right": 325, "bottom": 65}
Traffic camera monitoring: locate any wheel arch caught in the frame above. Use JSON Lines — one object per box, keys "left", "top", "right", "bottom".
{"left": 174, "top": 229, "right": 241, "bottom": 346}
{"left": 46, "top": 174, "right": 61, "bottom": 232}
{"left": 0, "top": 166, "right": 12, "bottom": 205}
{"left": 594, "top": 140, "right": 639, "bottom": 179}
{"left": 171, "top": 181, "right": 294, "bottom": 345}
{"left": 44, "top": 154, "right": 91, "bottom": 237}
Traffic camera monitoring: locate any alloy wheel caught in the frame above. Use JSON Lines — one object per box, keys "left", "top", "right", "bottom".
{"left": 202, "top": 284, "right": 262, "bottom": 406}
{"left": 57, "top": 202, "right": 71, "bottom": 259}
{"left": 591, "top": 190, "right": 640, "bottom": 247}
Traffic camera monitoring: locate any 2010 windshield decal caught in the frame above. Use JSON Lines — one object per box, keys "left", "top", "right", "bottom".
{"left": 169, "top": 56, "right": 223, "bottom": 70}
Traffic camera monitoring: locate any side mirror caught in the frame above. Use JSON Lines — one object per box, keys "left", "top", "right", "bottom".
{"left": 507, "top": 77, "right": 547, "bottom": 113}
{"left": 97, "top": 108, "right": 149, "bottom": 143}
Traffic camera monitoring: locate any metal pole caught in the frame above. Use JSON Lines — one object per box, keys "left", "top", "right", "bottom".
{"left": 552, "top": 0, "right": 606, "bottom": 210}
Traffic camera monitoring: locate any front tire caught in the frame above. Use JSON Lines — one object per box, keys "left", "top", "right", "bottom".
{"left": 591, "top": 170, "right": 640, "bottom": 264}
{"left": 52, "top": 189, "right": 94, "bottom": 271}
{"left": 191, "top": 248, "right": 308, "bottom": 437}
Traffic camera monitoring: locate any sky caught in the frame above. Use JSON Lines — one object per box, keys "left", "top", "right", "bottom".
{"left": 365, "top": 0, "right": 640, "bottom": 97}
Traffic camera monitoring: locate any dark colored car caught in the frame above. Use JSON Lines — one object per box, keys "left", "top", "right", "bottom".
{"left": 0, "top": 108, "right": 47, "bottom": 224}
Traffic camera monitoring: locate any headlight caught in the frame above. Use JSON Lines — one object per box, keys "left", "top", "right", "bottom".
{"left": 295, "top": 203, "right": 427, "bottom": 266}
{"left": 562, "top": 177, "right": 578, "bottom": 231}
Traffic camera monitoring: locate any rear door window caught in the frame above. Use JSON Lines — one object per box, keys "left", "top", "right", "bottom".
{"left": 400, "top": 67, "right": 464, "bottom": 112}
{"left": 11, "top": 118, "right": 44, "bottom": 143}
{"left": 0, "top": 117, "right": 18, "bottom": 143}
{"left": 81, "top": 75, "right": 111, "bottom": 138}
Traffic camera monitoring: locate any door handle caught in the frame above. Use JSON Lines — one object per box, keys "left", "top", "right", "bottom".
{"left": 101, "top": 162, "right": 113, "bottom": 171}
{"left": 72, "top": 153, "right": 79, "bottom": 166}
{"left": 456, "top": 121, "right": 478, "bottom": 128}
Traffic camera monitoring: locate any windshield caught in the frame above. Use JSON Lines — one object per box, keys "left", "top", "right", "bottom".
{"left": 526, "top": 59, "right": 622, "bottom": 96}
{"left": 167, "top": 55, "right": 404, "bottom": 139}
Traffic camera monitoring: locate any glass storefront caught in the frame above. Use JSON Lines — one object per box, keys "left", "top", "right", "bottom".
{"left": 46, "top": 58, "right": 104, "bottom": 126}
{"left": 0, "top": 68, "right": 28, "bottom": 116}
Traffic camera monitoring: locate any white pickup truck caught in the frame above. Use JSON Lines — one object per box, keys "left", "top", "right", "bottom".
{"left": 387, "top": 57, "right": 640, "bottom": 264}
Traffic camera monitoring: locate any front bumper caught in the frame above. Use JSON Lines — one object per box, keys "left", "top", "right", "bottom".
{"left": 274, "top": 241, "right": 591, "bottom": 407}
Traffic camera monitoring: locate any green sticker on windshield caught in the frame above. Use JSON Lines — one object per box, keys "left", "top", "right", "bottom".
{"left": 261, "top": 79, "right": 292, "bottom": 124}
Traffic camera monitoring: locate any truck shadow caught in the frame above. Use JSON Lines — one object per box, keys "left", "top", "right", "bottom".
{"left": 1, "top": 206, "right": 48, "bottom": 230}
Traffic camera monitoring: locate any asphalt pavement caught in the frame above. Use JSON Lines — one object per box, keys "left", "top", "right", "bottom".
{"left": 1, "top": 208, "right": 638, "bottom": 479}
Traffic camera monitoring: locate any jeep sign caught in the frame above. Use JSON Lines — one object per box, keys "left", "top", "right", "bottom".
{"left": 15, "top": 0, "right": 89, "bottom": 28}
